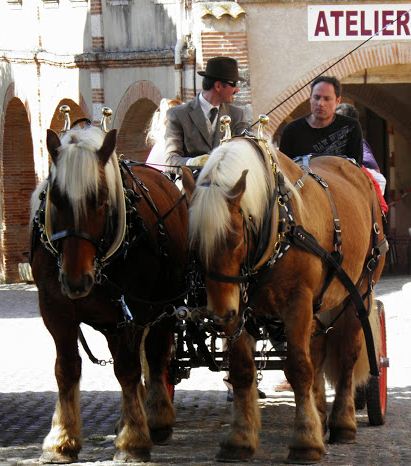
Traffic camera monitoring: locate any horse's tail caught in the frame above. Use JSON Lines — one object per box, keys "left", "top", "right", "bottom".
{"left": 323, "top": 293, "right": 381, "bottom": 390}
{"left": 352, "top": 294, "right": 381, "bottom": 388}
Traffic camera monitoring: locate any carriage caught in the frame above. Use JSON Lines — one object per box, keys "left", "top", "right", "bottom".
{"left": 167, "top": 294, "right": 389, "bottom": 426}
{"left": 30, "top": 106, "right": 389, "bottom": 464}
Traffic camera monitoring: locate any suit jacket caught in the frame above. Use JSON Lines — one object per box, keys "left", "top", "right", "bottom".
{"left": 164, "top": 94, "right": 249, "bottom": 167}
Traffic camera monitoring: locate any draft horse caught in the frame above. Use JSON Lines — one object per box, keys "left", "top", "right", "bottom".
{"left": 182, "top": 136, "right": 387, "bottom": 464}
{"left": 30, "top": 123, "right": 188, "bottom": 462}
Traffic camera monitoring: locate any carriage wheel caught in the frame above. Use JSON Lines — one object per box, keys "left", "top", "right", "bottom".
{"left": 366, "top": 299, "right": 388, "bottom": 425}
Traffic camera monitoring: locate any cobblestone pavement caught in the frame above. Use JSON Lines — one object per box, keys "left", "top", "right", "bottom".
{"left": 0, "top": 276, "right": 410, "bottom": 465}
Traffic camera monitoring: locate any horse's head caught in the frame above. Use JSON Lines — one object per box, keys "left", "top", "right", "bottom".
{"left": 46, "top": 126, "right": 118, "bottom": 299}
{"left": 182, "top": 139, "right": 272, "bottom": 334}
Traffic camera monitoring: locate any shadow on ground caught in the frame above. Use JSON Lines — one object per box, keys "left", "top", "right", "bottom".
{"left": 1, "top": 387, "right": 411, "bottom": 464}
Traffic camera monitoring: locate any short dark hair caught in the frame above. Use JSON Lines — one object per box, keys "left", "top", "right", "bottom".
{"left": 310, "top": 76, "right": 342, "bottom": 98}
{"left": 202, "top": 76, "right": 217, "bottom": 91}
{"left": 336, "top": 103, "right": 359, "bottom": 120}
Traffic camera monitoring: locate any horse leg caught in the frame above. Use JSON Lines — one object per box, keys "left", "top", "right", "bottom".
{"left": 107, "top": 329, "right": 153, "bottom": 462}
{"left": 41, "top": 322, "right": 82, "bottom": 463}
{"left": 143, "top": 323, "right": 175, "bottom": 444}
{"left": 284, "top": 298, "right": 325, "bottom": 464}
{"left": 324, "top": 304, "right": 363, "bottom": 444}
{"left": 216, "top": 331, "right": 260, "bottom": 462}
{"left": 310, "top": 322, "right": 328, "bottom": 436}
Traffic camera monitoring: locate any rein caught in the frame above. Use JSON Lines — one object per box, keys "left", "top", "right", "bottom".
{"left": 289, "top": 223, "right": 388, "bottom": 377}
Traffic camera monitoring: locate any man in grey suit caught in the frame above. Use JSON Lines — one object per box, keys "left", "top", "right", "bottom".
{"left": 165, "top": 56, "right": 249, "bottom": 168}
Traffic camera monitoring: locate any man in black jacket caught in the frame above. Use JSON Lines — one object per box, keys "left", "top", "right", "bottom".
{"left": 279, "top": 76, "right": 363, "bottom": 165}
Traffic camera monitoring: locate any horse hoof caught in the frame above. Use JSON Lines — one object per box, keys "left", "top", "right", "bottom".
{"left": 150, "top": 426, "right": 173, "bottom": 445}
{"left": 216, "top": 445, "right": 254, "bottom": 462}
{"left": 329, "top": 427, "right": 356, "bottom": 444}
{"left": 40, "top": 451, "right": 77, "bottom": 464}
{"left": 114, "top": 448, "right": 151, "bottom": 462}
{"left": 286, "top": 447, "right": 324, "bottom": 464}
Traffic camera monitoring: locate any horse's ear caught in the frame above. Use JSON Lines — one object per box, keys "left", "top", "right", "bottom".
{"left": 181, "top": 166, "right": 196, "bottom": 203}
{"left": 97, "top": 129, "right": 117, "bottom": 165}
{"left": 229, "top": 169, "right": 248, "bottom": 205}
{"left": 46, "top": 129, "right": 61, "bottom": 164}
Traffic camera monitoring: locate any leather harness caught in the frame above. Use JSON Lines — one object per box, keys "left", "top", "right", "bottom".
{"left": 206, "top": 136, "right": 389, "bottom": 376}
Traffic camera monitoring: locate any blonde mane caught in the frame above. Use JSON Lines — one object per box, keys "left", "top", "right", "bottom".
{"left": 50, "top": 125, "right": 119, "bottom": 226}
{"left": 189, "top": 138, "right": 299, "bottom": 267}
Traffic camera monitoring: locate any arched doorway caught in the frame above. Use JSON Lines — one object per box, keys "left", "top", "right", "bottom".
{"left": 117, "top": 98, "right": 157, "bottom": 161}
{"left": 272, "top": 62, "right": 411, "bottom": 273}
{"left": 1, "top": 97, "right": 36, "bottom": 282}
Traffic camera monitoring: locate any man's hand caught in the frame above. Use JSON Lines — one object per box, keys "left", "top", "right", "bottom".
{"left": 186, "top": 154, "right": 209, "bottom": 167}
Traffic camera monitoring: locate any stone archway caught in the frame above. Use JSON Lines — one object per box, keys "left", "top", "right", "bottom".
{"left": 117, "top": 98, "right": 158, "bottom": 161}
{"left": 343, "top": 83, "right": 411, "bottom": 144}
{"left": 113, "top": 81, "right": 161, "bottom": 130}
{"left": 114, "top": 81, "right": 161, "bottom": 161}
{"left": 268, "top": 42, "right": 411, "bottom": 272}
{"left": 1, "top": 97, "right": 36, "bottom": 283}
{"left": 267, "top": 42, "right": 411, "bottom": 135}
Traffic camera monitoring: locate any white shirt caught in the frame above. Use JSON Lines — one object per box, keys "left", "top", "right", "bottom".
{"left": 146, "top": 140, "right": 166, "bottom": 170}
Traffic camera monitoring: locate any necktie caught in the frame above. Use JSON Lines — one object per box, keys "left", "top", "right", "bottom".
{"left": 209, "top": 107, "right": 218, "bottom": 124}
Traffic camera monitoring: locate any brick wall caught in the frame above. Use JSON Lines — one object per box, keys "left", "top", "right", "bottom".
{"left": 201, "top": 31, "right": 251, "bottom": 107}
{"left": 2, "top": 98, "right": 36, "bottom": 283}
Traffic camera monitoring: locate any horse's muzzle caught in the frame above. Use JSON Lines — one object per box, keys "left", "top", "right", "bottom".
{"left": 203, "top": 308, "right": 237, "bottom": 326}
{"left": 60, "top": 272, "right": 95, "bottom": 299}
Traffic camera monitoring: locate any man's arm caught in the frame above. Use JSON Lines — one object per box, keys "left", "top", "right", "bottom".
{"left": 279, "top": 123, "right": 296, "bottom": 159}
{"left": 164, "top": 108, "right": 191, "bottom": 167}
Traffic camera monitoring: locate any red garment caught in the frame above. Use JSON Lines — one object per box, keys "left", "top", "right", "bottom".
{"left": 361, "top": 166, "right": 388, "bottom": 214}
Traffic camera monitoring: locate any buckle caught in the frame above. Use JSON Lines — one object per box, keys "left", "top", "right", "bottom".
{"left": 334, "top": 219, "right": 342, "bottom": 233}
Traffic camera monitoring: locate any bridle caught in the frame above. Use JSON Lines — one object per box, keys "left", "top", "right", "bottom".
{"left": 33, "top": 182, "right": 115, "bottom": 283}
{"left": 50, "top": 209, "right": 113, "bottom": 279}
{"left": 206, "top": 209, "right": 257, "bottom": 286}
{"left": 205, "top": 156, "right": 304, "bottom": 291}
{"left": 196, "top": 137, "right": 309, "bottom": 339}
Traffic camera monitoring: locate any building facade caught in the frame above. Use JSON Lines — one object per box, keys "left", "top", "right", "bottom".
{"left": 1, "top": 0, "right": 410, "bottom": 282}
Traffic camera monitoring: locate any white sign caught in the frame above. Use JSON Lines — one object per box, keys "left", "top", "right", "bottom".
{"left": 308, "top": 4, "right": 411, "bottom": 41}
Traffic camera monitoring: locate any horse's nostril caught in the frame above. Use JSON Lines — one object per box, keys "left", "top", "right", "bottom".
{"left": 84, "top": 273, "right": 94, "bottom": 290}
{"left": 226, "top": 309, "right": 236, "bottom": 322}
{"left": 60, "top": 272, "right": 94, "bottom": 299}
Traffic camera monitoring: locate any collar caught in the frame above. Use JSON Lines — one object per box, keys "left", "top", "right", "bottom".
{"left": 199, "top": 92, "right": 219, "bottom": 117}
{"left": 306, "top": 113, "right": 337, "bottom": 129}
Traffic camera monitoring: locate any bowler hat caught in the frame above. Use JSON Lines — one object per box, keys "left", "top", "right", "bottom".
{"left": 198, "top": 56, "right": 245, "bottom": 82}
